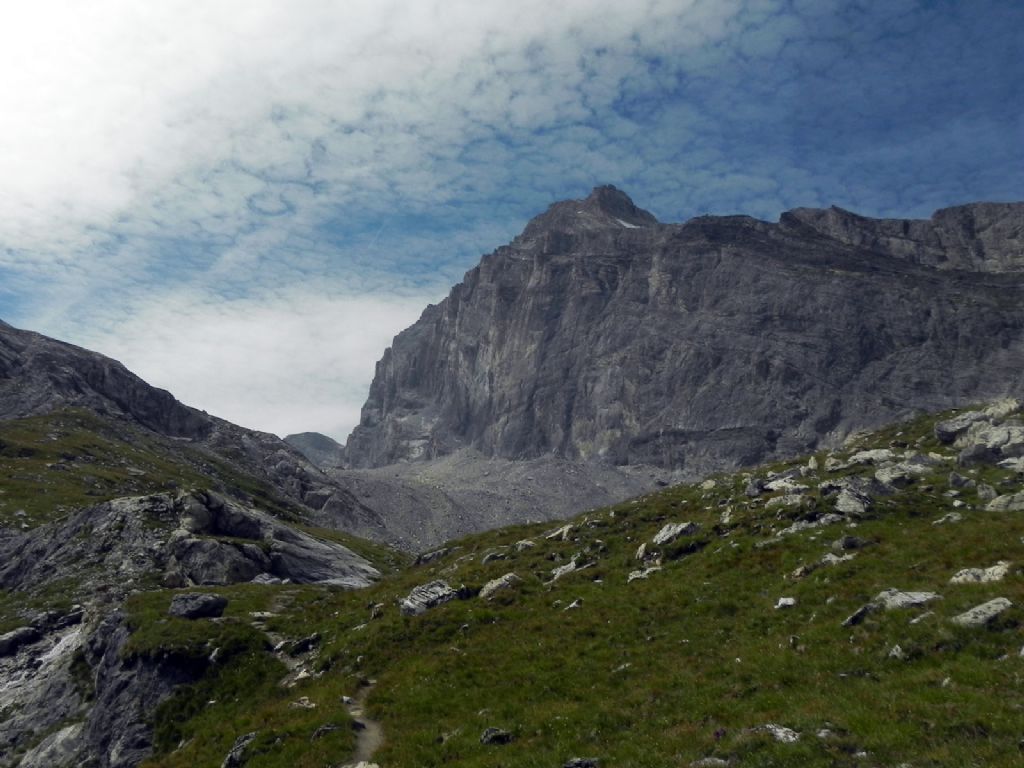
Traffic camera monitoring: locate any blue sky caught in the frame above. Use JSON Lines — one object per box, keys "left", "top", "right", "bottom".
{"left": 0, "top": 0, "right": 1021, "bottom": 440}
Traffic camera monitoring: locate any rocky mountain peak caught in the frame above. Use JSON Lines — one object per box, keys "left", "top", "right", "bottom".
{"left": 521, "top": 184, "right": 658, "bottom": 239}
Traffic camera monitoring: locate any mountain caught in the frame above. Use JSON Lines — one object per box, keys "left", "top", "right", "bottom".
{"left": 0, "top": 321, "right": 405, "bottom": 765}
{"left": 344, "top": 187, "right": 1024, "bottom": 479}
{"left": 7, "top": 399, "right": 1020, "bottom": 767}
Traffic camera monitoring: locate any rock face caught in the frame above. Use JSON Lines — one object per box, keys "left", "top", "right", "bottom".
{"left": 345, "top": 187, "right": 1024, "bottom": 473}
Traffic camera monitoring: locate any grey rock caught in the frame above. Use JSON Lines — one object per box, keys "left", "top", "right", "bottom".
{"left": 399, "top": 580, "right": 459, "bottom": 616}
{"left": 951, "top": 597, "right": 1013, "bottom": 627}
{"left": 691, "top": 759, "right": 730, "bottom": 767}
{"left": 480, "top": 727, "right": 513, "bottom": 745}
{"left": 0, "top": 626, "right": 39, "bottom": 656}
{"left": 415, "top": 548, "right": 450, "bottom": 565}
{"left": 479, "top": 573, "right": 521, "bottom": 600}
{"left": 986, "top": 492, "right": 1024, "bottom": 511}
{"left": 563, "top": 759, "right": 600, "bottom": 768}
{"left": 834, "top": 488, "right": 871, "bottom": 516}
{"left": 950, "top": 561, "right": 1012, "bottom": 584}
{"left": 757, "top": 723, "right": 801, "bottom": 743}
{"left": 935, "top": 412, "right": 990, "bottom": 443}
{"left": 652, "top": 521, "right": 699, "bottom": 546}
{"left": 222, "top": 731, "right": 258, "bottom": 768}
{"left": 873, "top": 589, "right": 942, "bottom": 610}
{"left": 169, "top": 593, "right": 228, "bottom": 620}
{"left": 832, "top": 535, "right": 870, "bottom": 551}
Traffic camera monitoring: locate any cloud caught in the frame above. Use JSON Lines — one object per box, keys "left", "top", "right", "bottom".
{"left": 74, "top": 287, "right": 437, "bottom": 441}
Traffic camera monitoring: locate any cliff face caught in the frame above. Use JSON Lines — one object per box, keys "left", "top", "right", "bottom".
{"left": 344, "top": 186, "right": 1024, "bottom": 474}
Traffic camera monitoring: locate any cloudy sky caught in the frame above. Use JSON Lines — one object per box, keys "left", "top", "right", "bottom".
{"left": 1, "top": 0, "right": 1021, "bottom": 441}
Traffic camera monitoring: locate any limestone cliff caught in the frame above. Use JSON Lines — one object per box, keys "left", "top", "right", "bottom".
{"left": 344, "top": 186, "right": 1024, "bottom": 475}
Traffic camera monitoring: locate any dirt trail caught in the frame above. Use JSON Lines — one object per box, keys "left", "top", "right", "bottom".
{"left": 344, "top": 682, "right": 384, "bottom": 765}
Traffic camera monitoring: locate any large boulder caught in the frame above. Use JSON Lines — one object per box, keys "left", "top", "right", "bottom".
{"left": 399, "top": 581, "right": 460, "bottom": 616}
{"left": 168, "top": 593, "right": 228, "bottom": 619}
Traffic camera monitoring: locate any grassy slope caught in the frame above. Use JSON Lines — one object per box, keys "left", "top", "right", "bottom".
{"left": 128, "top": 406, "right": 1024, "bottom": 768}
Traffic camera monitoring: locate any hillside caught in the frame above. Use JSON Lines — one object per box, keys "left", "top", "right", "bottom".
{"left": 5, "top": 400, "right": 1018, "bottom": 766}
{"left": 344, "top": 188, "right": 1024, "bottom": 476}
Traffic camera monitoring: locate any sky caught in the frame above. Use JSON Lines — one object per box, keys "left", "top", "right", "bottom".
{"left": 1, "top": 0, "right": 1021, "bottom": 442}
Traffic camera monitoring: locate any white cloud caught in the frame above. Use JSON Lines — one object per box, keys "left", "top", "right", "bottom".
{"left": 75, "top": 287, "right": 437, "bottom": 442}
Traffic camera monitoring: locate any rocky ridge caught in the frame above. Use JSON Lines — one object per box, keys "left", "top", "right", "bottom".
{"left": 344, "top": 187, "right": 1024, "bottom": 476}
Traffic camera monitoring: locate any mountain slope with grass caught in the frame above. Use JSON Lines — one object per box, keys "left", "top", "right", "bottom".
{"left": 24, "top": 399, "right": 1019, "bottom": 768}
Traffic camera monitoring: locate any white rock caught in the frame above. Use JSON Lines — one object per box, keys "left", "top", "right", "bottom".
{"left": 949, "top": 561, "right": 1012, "bottom": 585}
{"left": 778, "top": 513, "right": 844, "bottom": 536}
{"left": 986, "top": 492, "right": 1024, "bottom": 512}
{"left": 873, "top": 589, "right": 942, "bottom": 610}
{"left": 759, "top": 723, "right": 800, "bottom": 743}
{"left": 951, "top": 597, "right": 1013, "bottom": 627}
{"left": 549, "top": 558, "right": 579, "bottom": 583}
{"left": 479, "top": 573, "right": 522, "bottom": 600}
{"left": 627, "top": 567, "right": 661, "bottom": 583}
{"left": 764, "top": 477, "right": 809, "bottom": 494}
{"left": 652, "top": 521, "right": 699, "bottom": 547}
{"left": 849, "top": 448, "right": 894, "bottom": 465}
{"left": 775, "top": 597, "right": 797, "bottom": 609}
{"left": 835, "top": 489, "right": 870, "bottom": 516}
{"left": 635, "top": 542, "right": 647, "bottom": 561}
{"left": 544, "top": 524, "right": 574, "bottom": 541}
{"left": 700, "top": 479, "right": 717, "bottom": 490}
{"left": 932, "top": 512, "right": 962, "bottom": 525}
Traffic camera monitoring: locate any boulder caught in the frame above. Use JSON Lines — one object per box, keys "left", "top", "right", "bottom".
{"left": 951, "top": 597, "right": 1013, "bottom": 627}
{"left": 0, "top": 626, "right": 40, "bottom": 656}
{"left": 873, "top": 589, "right": 942, "bottom": 610}
{"left": 479, "top": 573, "right": 522, "bottom": 600}
{"left": 169, "top": 593, "right": 228, "bottom": 619}
{"left": 834, "top": 488, "right": 871, "bottom": 516}
{"left": 221, "top": 731, "right": 257, "bottom": 768}
{"left": 986, "top": 492, "right": 1024, "bottom": 512}
{"left": 652, "top": 521, "right": 699, "bottom": 546}
{"left": 563, "top": 759, "right": 600, "bottom": 768}
{"left": 758, "top": 723, "right": 800, "bottom": 743}
{"left": 399, "top": 580, "right": 459, "bottom": 616}
{"left": 950, "top": 561, "right": 1012, "bottom": 584}
{"left": 935, "top": 411, "right": 989, "bottom": 443}
{"left": 480, "top": 727, "right": 513, "bottom": 745}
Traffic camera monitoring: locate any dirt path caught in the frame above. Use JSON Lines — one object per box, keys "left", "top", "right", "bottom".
{"left": 344, "top": 682, "right": 384, "bottom": 765}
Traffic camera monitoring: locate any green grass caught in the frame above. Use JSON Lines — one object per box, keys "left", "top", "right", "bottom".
{"left": 124, "top": 405, "right": 1024, "bottom": 767}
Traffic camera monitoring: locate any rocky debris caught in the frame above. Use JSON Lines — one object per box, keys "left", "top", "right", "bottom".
{"left": 764, "top": 477, "right": 809, "bottom": 494}
{"left": 222, "top": 731, "right": 258, "bottom": 768}
{"left": 757, "top": 723, "right": 801, "bottom": 743}
{"left": 986, "top": 492, "right": 1024, "bottom": 512}
{"left": 399, "top": 580, "right": 460, "bottom": 616}
{"left": 0, "top": 626, "right": 40, "bottom": 656}
{"left": 819, "top": 552, "right": 855, "bottom": 567}
{"left": 168, "top": 593, "right": 228, "bottom": 620}
{"left": 848, "top": 449, "right": 895, "bottom": 466}
{"left": 775, "top": 597, "right": 797, "bottom": 609}
{"left": 514, "top": 539, "right": 536, "bottom": 552}
{"left": 766, "top": 494, "right": 806, "bottom": 510}
{"left": 480, "top": 727, "right": 514, "bottom": 745}
{"left": 652, "top": 521, "right": 699, "bottom": 546}
{"left": 951, "top": 597, "right": 1013, "bottom": 627}
{"left": 479, "top": 573, "right": 521, "bottom": 600}
{"left": 289, "top": 696, "right": 317, "bottom": 709}
{"left": 563, "top": 758, "right": 600, "bottom": 768}
{"left": 690, "top": 759, "right": 730, "bottom": 767}
{"left": 950, "top": 561, "right": 1012, "bottom": 584}
{"left": 833, "top": 535, "right": 870, "bottom": 551}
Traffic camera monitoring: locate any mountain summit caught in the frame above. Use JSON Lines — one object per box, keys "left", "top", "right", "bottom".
{"left": 344, "top": 191, "right": 1024, "bottom": 474}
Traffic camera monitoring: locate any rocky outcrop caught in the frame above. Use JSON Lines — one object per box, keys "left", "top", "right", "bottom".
{"left": 284, "top": 431, "right": 347, "bottom": 468}
{"left": 345, "top": 188, "right": 1024, "bottom": 474}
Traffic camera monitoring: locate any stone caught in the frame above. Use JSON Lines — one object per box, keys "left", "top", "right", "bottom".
{"left": 758, "top": 724, "right": 800, "bottom": 743}
{"left": 873, "top": 589, "right": 942, "bottom": 610}
{"left": 932, "top": 512, "right": 963, "bottom": 525}
{"left": 168, "top": 593, "right": 228, "bottom": 620}
{"left": 691, "top": 759, "right": 729, "bottom": 767}
{"left": 545, "top": 524, "right": 574, "bottom": 541}
{"left": 399, "top": 580, "right": 459, "bottom": 616}
{"left": 950, "top": 561, "right": 1012, "bottom": 584}
{"left": 778, "top": 513, "right": 843, "bottom": 536}
{"left": 563, "top": 759, "right": 600, "bottom": 768}
{"left": 221, "top": 732, "right": 257, "bottom": 768}
{"left": 935, "top": 411, "right": 989, "bottom": 443}
{"left": 832, "top": 535, "right": 870, "bottom": 551}
{"left": 766, "top": 494, "right": 806, "bottom": 510}
{"left": 848, "top": 449, "right": 894, "bottom": 465}
{"left": 0, "top": 626, "right": 40, "bottom": 656}
{"left": 652, "top": 521, "right": 699, "bottom": 546}
{"left": 415, "top": 548, "right": 449, "bottom": 565}
{"left": 550, "top": 558, "right": 580, "bottom": 583}
{"left": 764, "top": 477, "right": 809, "bottom": 494}
{"left": 835, "top": 488, "right": 871, "bottom": 516}
{"left": 480, "top": 727, "right": 513, "bottom": 745}
{"left": 514, "top": 539, "right": 536, "bottom": 552}
{"left": 479, "top": 573, "right": 522, "bottom": 600}
{"left": 986, "top": 492, "right": 1024, "bottom": 512}
{"left": 951, "top": 598, "right": 1013, "bottom": 627}
{"left": 628, "top": 566, "right": 661, "bottom": 583}
{"left": 775, "top": 597, "right": 797, "bottom": 609}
